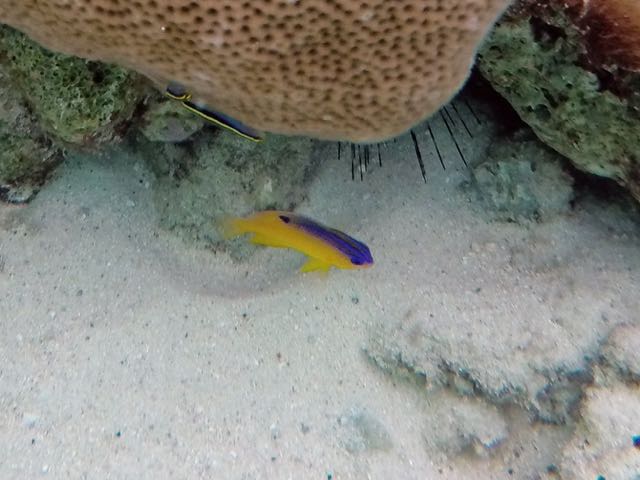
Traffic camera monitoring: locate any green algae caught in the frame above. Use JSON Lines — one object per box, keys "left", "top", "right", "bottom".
{"left": 478, "top": 17, "right": 640, "bottom": 200}
{"left": 0, "top": 131, "right": 58, "bottom": 185}
{"left": 0, "top": 26, "right": 142, "bottom": 145}
{"left": 0, "top": 61, "right": 61, "bottom": 192}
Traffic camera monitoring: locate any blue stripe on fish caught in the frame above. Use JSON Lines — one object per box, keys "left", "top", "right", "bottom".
{"left": 164, "top": 81, "right": 264, "bottom": 142}
{"left": 279, "top": 214, "right": 373, "bottom": 266}
{"left": 184, "top": 100, "right": 264, "bottom": 142}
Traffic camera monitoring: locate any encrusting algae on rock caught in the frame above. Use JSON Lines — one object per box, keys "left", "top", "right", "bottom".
{"left": 478, "top": 0, "right": 640, "bottom": 202}
{"left": 0, "top": 26, "right": 144, "bottom": 146}
{"left": 0, "top": 25, "right": 147, "bottom": 200}
{"left": 0, "top": 29, "right": 62, "bottom": 201}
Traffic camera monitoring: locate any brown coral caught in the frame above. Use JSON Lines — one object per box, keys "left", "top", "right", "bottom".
{"left": 0, "top": 0, "right": 509, "bottom": 142}
{"left": 511, "top": 0, "right": 640, "bottom": 73}
{"left": 577, "top": 0, "right": 640, "bottom": 72}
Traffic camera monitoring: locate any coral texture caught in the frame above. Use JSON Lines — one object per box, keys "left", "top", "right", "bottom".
{"left": 478, "top": 0, "right": 640, "bottom": 201}
{"left": 0, "top": 0, "right": 510, "bottom": 142}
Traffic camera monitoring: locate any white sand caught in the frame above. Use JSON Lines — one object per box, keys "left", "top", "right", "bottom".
{"left": 1, "top": 117, "right": 639, "bottom": 479}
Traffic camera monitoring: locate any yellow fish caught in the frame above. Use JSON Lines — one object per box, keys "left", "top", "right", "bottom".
{"left": 221, "top": 211, "right": 374, "bottom": 272}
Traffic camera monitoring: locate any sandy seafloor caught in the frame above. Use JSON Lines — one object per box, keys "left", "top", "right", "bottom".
{"left": 1, "top": 108, "right": 640, "bottom": 480}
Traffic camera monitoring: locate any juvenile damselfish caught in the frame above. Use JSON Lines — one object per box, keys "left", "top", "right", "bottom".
{"left": 221, "top": 211, "right": 373, "bottom": 272}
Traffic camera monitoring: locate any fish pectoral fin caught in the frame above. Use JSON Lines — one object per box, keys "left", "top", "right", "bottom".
{"left": 249, "top": 233, "right": 287, "bottom": 248}
{"left": 300, "top": 257, "right": 332, "bottom": 273}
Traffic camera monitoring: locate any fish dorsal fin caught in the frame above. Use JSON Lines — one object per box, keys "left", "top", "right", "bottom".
{"left": 325, "top": 226, "right": 368, "bottom": 251}
{"left": 300, "top": 257, "right": 331, "bottom": 273}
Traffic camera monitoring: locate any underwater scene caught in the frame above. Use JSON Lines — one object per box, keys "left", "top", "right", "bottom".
{"left": 1, "top": 1, "right": 639, "bottom": 479}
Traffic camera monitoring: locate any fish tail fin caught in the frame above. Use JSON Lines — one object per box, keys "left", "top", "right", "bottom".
{"left": 218, "top": 216, "right": 250, "bottom": 239}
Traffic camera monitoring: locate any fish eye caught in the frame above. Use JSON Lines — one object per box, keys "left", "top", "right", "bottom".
{"left": 351, "top": 258, "right": 363, "bottom": 265}
{"left": 279, "top": 215, "right": 291, "bottom": 223}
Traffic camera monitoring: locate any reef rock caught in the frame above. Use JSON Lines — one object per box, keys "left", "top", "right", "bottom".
{"left": 140, "top": 98, "right": 204, "bottom": 144}
{"left": 0, "top": 26, "right": 143, "bottom": 146}
{"left": 0, "top": 0, "right": 510, "bottom": 142}
{"left": 0, "top": 26, "right": 148, "bottom": 201}
{"left": 560, "top": 383, "right": 640, "bottom": 479}
{"left": 478, "top": 0, "right": 640, "bottom": 202}
{"left": 472, "top": 133, "right": 574, "bottom": 222}
{"left": 422, "top": 395, "right": 508, "bottom": 457}
{"left": 601, "top": 323, "right": 640, "bottom": 382}
{"left": 337, "top": 406, "right": 393, "bottom": 454}
{"left": 0, "top": 42, "right": 61, "bottom": 201}
{"left": 141, "top": 130, "right": 316, "bottom": 248}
